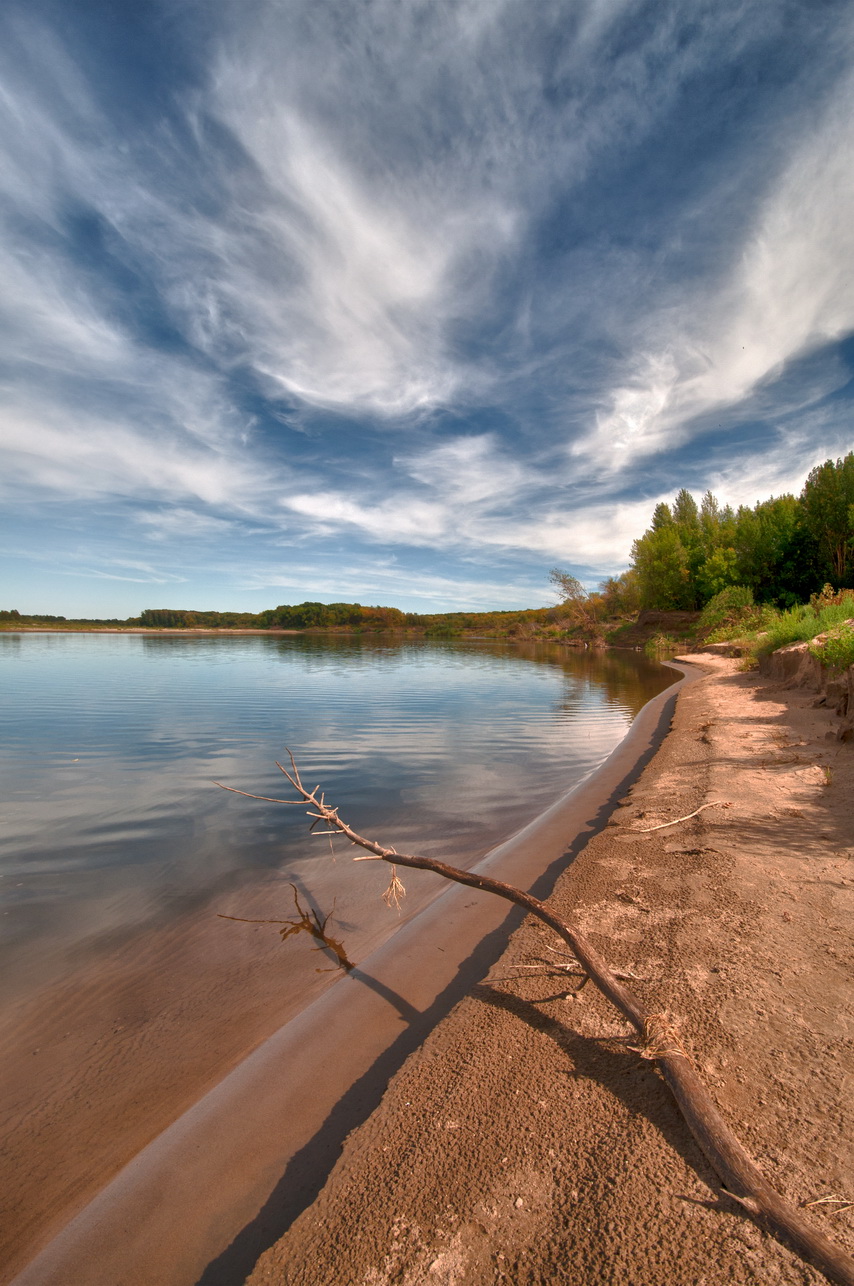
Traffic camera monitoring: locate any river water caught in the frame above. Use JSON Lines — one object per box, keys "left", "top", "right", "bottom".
{"left": 1, "top": 631, "right": 671, "bottom": 1010}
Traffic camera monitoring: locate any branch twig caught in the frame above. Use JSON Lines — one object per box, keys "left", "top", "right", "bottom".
{"left": 631, "top": 800, "right": 732, "bottom": 832}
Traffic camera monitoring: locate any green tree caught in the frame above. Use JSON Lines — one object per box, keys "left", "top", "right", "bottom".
{"left": 698, "top": 490, "right": 735, "bottom": 549}
{"left": 651, "top": 502, "right": 673, "bottom": 530}
{"left": 695, "top": 546, "right": 740, "bottom": 600}
{"left": 631, "top": 527, "right": 692, "bottom": 609}
{"left": 800, "top": 454, "right": 854, "bottom": 584}
{"left": 672, "top": 489, "right": 703, "bottom": 605}
{"left": 733, "top": 494, "right": 818, "bottom": 603}
{"left": 672, "top": 489, "right": 700, "bottom": 542}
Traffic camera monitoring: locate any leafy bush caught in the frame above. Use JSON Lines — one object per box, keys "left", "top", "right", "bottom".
{"left": 750, "top": 592, "right": 854, "bottom": 658}
{"left": 809, "top": 624, "right": 854, "bottom": 671}
{"left": 698, "top": 585, "right": 754, "bottom": 634}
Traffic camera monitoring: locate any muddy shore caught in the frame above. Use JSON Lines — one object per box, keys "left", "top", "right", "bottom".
{"left": 248, "top": 655, "right": 854, "bottom": 1286}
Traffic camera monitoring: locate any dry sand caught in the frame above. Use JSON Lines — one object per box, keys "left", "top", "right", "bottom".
{"left": 247, "top": 655, "right": 854, "bottom": 1286}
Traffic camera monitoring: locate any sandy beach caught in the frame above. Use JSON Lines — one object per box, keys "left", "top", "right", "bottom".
{"left": 247, "top": 654, "right": 854, "bottom": 1286}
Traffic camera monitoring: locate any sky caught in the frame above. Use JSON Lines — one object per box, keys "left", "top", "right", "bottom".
{"left": 2, "top": 0, "right": 854, "bottom": 618}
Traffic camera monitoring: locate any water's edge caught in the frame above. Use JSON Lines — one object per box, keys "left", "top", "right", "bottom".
{"left": 13, "top": 662, "right": 699, "bottom": 1286}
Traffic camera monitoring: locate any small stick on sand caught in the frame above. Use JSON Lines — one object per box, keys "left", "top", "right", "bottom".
{"left": 632, "top": 800, "right": 732, "bottom": 832}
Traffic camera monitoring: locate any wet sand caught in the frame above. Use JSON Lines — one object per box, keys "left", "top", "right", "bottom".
{"left": 248, "top": 655, "right": 854, "bottom": 1286}
{"left": 6, "top": 667, "right": 688, "bottom": 1285}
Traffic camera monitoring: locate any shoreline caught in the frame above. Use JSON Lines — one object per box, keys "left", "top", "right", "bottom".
{"left": 0, "top": 627, "right": 304, "bottom": 635}
{"left": 244, "top": 654, "right": 854, "bottom": 1286}
{"left": 0, "top": 627, "right": 648, "bottom": 649}
{"left": 9, "top": 667, "right": 691, "bottom": 1286}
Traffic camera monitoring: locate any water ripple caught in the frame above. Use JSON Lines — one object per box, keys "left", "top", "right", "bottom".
{"left": 0, "top": 634, "right": 671, "bottom": 1003}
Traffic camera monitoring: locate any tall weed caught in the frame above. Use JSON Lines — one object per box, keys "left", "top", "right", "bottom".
{"left": 644, "top": 632, "right": 680, "bottom": 657}
{"left": 750, "top": 592, "right": 854, "bottom": 659}
{"left": 809, "top": 624, "right": 854, "bottom": 671}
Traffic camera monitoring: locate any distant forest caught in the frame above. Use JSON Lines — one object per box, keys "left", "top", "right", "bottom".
{"left": 132, "top": 603, "right": 550, "bottom": 634}
{"left": 0, "top": 602, "right": 554, "bottom": 635}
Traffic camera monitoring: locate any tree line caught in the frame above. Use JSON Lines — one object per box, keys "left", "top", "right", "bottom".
{"left": 136, "top": 603, "right": 410, "bottom": 630}
{"left": 135, "top": 603, "right": 552, "bottom": 634}
{"left": 630, "top": 453, "right": 854, "bottom": 611}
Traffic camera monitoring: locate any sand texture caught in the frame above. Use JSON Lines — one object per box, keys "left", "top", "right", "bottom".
{"left": 248, "top": 656, "right": 854, "bottom": 1286}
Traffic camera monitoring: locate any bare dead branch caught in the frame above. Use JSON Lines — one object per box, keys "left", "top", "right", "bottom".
{"left": 218, "top": 763, "right": 854, "bottom": 1286}
{"left": 805, "top": 1196, "right": 854, "bottom": 1216}
{"left": 632, "top": 801, "right": 732, "bottom": 832}
{"left": 212, "top": 781, "right": 301, "bottom": 805}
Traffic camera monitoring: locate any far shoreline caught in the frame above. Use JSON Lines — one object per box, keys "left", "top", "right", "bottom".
{"left": 1, "top": 626, "right": 646, "bottom": 649}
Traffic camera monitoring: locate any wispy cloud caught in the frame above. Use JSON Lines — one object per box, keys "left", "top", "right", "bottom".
{"left": 574, "top": 58, "right": 854, "bottom": 470}
{"left": 0, "top": 391, "right": 265, "bottom": 508}
{"left": 240, "top": 559, "right": 546, "bottom": 610}
{"left": 280, "top": 432, "right": 663, "bottom": 569}
{"left": 134, "top": 508, "right": 246, "bottom": 542}
{"left": 2, "top": 545, "right": 189, "bottom": 585}
{"left": 280, "top": 432, "right": 543, "bottom": 550}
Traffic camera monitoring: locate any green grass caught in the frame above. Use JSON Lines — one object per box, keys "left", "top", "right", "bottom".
{"left": 690, "top": 588, "right": 854, "bottom": 668}
{"left": 753, "top": 595, "right": 854, "bottom": 657}
{"left": 809, "top": 623, "right": 854, "bottom": 671}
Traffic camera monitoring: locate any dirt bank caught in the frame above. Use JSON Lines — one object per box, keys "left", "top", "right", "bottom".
{"left": 248, "top": 655, "right": 854, "bottom": 1286}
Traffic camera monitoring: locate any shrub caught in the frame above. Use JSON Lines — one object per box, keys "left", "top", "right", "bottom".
{"left": 810, "top": 584, "right": 837, "bottom": 610}
{"left": 750, "top": 591, "right": 854, "bottom": 658}
{"left": 698, "top": 585, "right": 755, "bottom": 636}
{"left": 809, "top": 624, "right": 854, "bottom": 671}
{"left": 644, "top": 632, "right": 679, "bottom": 657}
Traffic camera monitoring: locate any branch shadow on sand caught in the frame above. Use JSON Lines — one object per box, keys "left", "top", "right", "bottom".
{"left": 473, "top": 982, "right": 733, "bottom": 1202}
{"left": 194, "top": 685, "right": 684, "bottom": 1286}
{"left": 193, "top": 906, "right": 529, "bottom": 1286}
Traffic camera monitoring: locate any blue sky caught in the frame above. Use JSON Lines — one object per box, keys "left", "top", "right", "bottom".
{"left": 2, "top": 0, "right": 854, "bottom": 617}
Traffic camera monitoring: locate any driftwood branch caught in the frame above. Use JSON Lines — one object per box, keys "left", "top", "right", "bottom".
{"left": 632, "top": 800, "right": 732, "bottom": 832}
{"left": 219, "top": 754, "right": 854, "bottom": 1286}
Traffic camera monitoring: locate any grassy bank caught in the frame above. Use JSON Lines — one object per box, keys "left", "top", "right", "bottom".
{"left": 688, "top": 584, "right": 854, "bottom": 667}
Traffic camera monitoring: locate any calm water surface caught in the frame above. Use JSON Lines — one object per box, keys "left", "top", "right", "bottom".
{"left": 0, "top": 633, "right": 672, "bottom": 1008}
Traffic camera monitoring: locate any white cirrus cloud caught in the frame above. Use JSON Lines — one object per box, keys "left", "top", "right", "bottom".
{"left": 239, "top": 560, "right": 545, "bottom": 609}
{"left": 0, "top": 394, "right": 265, "bottom": 510}
{"left": 574, "top": 58, "right": 854, "bottom": 469}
